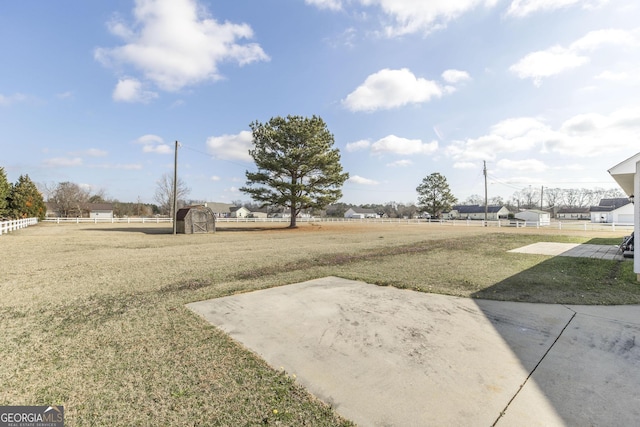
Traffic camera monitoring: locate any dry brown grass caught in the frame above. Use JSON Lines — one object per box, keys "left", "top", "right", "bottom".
{"left": 1, "top": 221, "right": 638, "bottom": 425}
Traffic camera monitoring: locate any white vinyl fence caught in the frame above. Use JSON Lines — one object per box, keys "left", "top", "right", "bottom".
{"left": 40, "top": 216, "right": 634, "bottom": 232}
{"left": 0, "top": 217, "right": 38, "bottom": 236}
{"left": 43, "top": 217, "right": 172, "bottom": 224}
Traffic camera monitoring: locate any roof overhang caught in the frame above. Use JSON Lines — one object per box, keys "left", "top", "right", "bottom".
{"left": 608, "top": 152, "right": 640, "bottom": 196}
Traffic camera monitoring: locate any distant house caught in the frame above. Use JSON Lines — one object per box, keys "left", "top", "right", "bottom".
{"left": 344, "top": 207, "right": 379, "bottom": 219}
{"left": 590, "top": 198, "right": 634, "bottom": 224}
{"left": 44, "top": 202, "right": 113, "bottom": 218}
{"left": 556, "top": 207, "right": 590, "bottom": 220}
{"left": 249, "top": 209, "right": 269, "bottom": 219}
{"left": 88, "top": 203, "right": 114, "bottom": 219}
{"left": 445, "top": 205, "right": 510, "bottom": 220}
{"left": 203, "top": 202, "right": 235, "bottom": 218}
{"left": 229, "top": 206, "right": 251, "bottom": 218}
{"left": 515, "top": 209, "right": 551, "bottom": 226}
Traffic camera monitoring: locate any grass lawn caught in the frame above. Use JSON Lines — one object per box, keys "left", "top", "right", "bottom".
{"left": 1, "top": 221, "right": 638, "bottom": 425}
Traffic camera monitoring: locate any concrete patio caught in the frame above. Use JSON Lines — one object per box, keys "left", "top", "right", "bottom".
{"left": 188, "top": 276, "right": 640, "bottom": 426}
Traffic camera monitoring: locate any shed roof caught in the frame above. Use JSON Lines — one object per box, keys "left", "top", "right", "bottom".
{"left": 176, "top": 205, "right": 215, "bottom": 220}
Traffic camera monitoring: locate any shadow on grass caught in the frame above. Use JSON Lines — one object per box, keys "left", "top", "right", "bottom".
{"left": 84, "top": 227, "right": 173, "bottom": 235}
{"left": 82, "top": 225, "right": 295, "bottom": 235}
{"left": 470, "top": 244, "right": 640, "bottom": 425}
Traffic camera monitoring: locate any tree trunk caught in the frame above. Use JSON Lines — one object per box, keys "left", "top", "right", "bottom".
{"left": 289, "top": 205, "right": 297, "bottom": 228}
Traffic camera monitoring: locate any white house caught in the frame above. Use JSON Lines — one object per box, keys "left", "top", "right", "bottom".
{"left": 204, "top": 202, "right": 235, "bottom": 218}
{"left": 556, "top": 208, "right": 590, "bottom": 220}
{"left": 515, "top": 209, "right": 551, "bottom": 226}
{"left": 589, "top": 198, "right": 634, "bottom": 224}
{"left": 344, "top": 207, "right": 379, "bottom": 219}
{"left": 249, "top": 209, "right": 268, "bottom": 219}
{"left": 88, "top": 203, "right": 114, "bottom": 219}
{"left": 229, "top": 206, "right": 251, "bottom": 218}
{"left": 446, "top": 205, "right": 510, "bottom": 220}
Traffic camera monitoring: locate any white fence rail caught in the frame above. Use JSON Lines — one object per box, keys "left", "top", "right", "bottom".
{"left": 41, "top": 217, "right": 634, "bottom": 232}
{"left": 43, "top": 217, "right": 173, "bottom": 224}
{"left": 0, "top": 217, "right": 38, "bottom": 236}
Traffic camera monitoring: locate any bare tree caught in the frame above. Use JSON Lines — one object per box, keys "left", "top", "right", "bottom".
{"left": 154, "top": 173, "right": 190, "bottom": 216}
{"left": 562, "top": 188, "right": 579, "bottom": 208}
{"left": 544, "top": 187, "right": 563, "bottom": 209}
{"left": 604, "top": 187, "right": 625, "bottom": 199}
{"left": 489, "top": 195, "right": 504, "bottom": 206}
{"left": 464, "top": 194, "right": 484, "bottom": 205}
{"left": 50, "top": 182, "right": 90, "bottom": 217}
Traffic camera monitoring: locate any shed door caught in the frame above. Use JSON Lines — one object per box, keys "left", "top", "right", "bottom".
{"left": 191, "top": 210, "right": 209, "bottom": 233}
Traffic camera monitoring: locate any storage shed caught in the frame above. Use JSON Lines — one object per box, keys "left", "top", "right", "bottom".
{"left": 515, "top": 209, "right": 551, "bottom": 226}
{"left": 176, "top": 206, "right": 216, "bottom": 234}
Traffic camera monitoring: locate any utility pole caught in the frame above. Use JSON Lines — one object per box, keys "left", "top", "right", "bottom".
{"left": 483, "top": 160, "right": 488, "bottom": 222}
{"left": 172, "top": 140, "right": 179, "bottom": 235}
{"left": 540, "top": 185, "right": 544, "bottom": 211}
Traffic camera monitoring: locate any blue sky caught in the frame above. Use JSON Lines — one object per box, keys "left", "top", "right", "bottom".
{"left": 1, "top": 0, "right": 639, "bottom": 205}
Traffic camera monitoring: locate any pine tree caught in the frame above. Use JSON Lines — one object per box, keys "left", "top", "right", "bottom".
{"left": 9, "top": 174, "right": 46, "bottom": 219}
{"left": 416, "top": 172, "right": 457, "bottom": 218}
{"left": 0, "top": 167, "right": 10, "bottom": 218}
{"left": 241, "top": 115, "right": 349, "bottom": 228}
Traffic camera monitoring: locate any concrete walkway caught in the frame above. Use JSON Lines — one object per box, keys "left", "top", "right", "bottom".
{"left": 188, "top": 277, "right": 640, "bottom": 426}
{"left": 508, "top": 242, "right": 624, "bottom": 260}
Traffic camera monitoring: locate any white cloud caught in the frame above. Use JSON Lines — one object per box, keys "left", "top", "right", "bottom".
{"left": 95, "top": 0, "right": 270, "bottom": 93}
{"left": 506, "top": 0, "right": 609, "bottom": 18}
{"left": 453, "top": 161, "right": 478, "bottom": 169}
{"left": 371, "top": 135, "right": 438, "bottom": 155}
{"left": 509, "top": 46, "right": 589, "bottom": 86}
{"left": 91, "top": 163, "right": 144, "bottom": 170}
{"left": 387, "top": 159, "right": 413, "bottom": 167}
{"left": 363, "top": 0, "right": 498, "bottom": 37}
{"left": 112, "top": 78, "right": 158, "bottom": 103}
{"left": 497, "top": 158, "right": 548, "bottom": 172}
{"left": 134, "top": 134, "right": 172, "bottom": 154}
{"left": 143, "top": 144, "right": 172, "bottom": 154}
{"left": 442, "top": 69, "right": 471, "bottom": 84}
{"left": 595, "top": 70, "right": 630, "bottom": 81}
{"left": 569, "top": 28, "right": 637, "bottom": 51}
{"left": 43, "top": 157, "right": 83, "bottom": 167}
{"left": 56, "top": 91, "right": 74, "bottom": 99}
{"left": 348, "top": 175, "right": 379, "bottom": 185}
{"left": 447, "top": 107, "right": 640, "bottom": 162}
{"left": 305, "top": 0, "right": 342, "bottom": 11}
{"left": 70, "top": 148, "right": 108, "bottom": 157}
{"left": 210, "top": 175, "right": 221, "bottom": 181}
{"left": 135, "top": 134, "right": 164, "bottom": 144}
{"left": 0, "top": 93, "right": 28, "bottom": 106}
{"left": 510, "top": 28, "right": 639, "bottom": 86}
{"left": 345, "top": 139, "right": 371, "bottom": 152}
{"left": 343, "top": 68, "right": 443, "bottom": 112}
{"left": 206, "top": 130, "right": 253, "bottom": 162}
